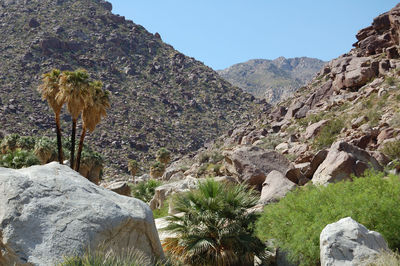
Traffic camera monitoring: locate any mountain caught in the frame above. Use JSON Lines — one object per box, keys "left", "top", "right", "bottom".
{"left": 0, "top": 0, "right": 265, "bottom": 176}
{"left": 166, "top": 3, "right": 400, "bottom": 191}
{"left": 218, "top": 57, "right": 326, "bottom": 103}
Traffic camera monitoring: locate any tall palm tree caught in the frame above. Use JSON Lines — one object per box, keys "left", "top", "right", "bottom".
{"left": 163, "top": 179, "right": 267, "bottom": 266}
{"left": 57, "top": 69, "right": 91, "bottom": 169}
{"left": 76, "top": 81, "right": 110, "bottom": 172}
{"left": 37, "top": 69, "right": 65, "bottom": 163}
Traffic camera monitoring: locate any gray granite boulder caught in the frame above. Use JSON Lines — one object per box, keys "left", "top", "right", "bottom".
{"left": 0, "top": 162, "right": 164, "bottom": 265}
{"left": 320, "top": 217, "right": 389, "bottom": 266}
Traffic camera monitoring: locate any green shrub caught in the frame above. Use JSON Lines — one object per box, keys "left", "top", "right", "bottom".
{"left": 366, "top": 109, "right": 381, "bottom": 127}
{"left": 385, "top": 76, "right": 396, "bottom": 86}
{"left": 312, "top": 119, "right": 344, "bottom": 150}
{"left": 131, "top": 179, "right": 161, "bottom": 203}
{"left": 0, "top": 133, "right": 20, "bottom": 153}
{"left": 381, "top": 140, "right": 400, "bottom": 160}
{"left": 255, "top": 170, "right": 400, "bottom": 266}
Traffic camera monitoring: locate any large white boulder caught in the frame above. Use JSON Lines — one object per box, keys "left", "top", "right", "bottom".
{"left": 320, "top": 217, "right": 389, "bottom": 266}
{"left": 0, "top": 162, "right": 164, "bottom": 266}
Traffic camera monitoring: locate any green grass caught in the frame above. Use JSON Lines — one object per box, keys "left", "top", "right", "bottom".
{"left": 153, "top": 200, "right": 169, "bottom": 219}
{"left": 255, "top": 170, "right": 400, "bottom": 266}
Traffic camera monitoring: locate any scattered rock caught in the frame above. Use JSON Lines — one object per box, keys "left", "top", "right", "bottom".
{"left": 259, "top": 170, "right": 297, "bottom": 205}
{"left": 320, "top": 217, "right": 389, "bottom": 266}
{"left": 305, "top": 120, "right": 329, "bottom": 139}
{"left": 105, "top": 181, "right": 131, "bottom": 196}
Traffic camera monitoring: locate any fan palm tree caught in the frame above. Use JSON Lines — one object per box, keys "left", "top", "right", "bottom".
{"left": 163, "top": 179, "right": 267, "bottom": 266}
{"left": 37, "top": 69, "right": 64, "bottom": 163}
{"left": 76, "top": 81, "right": 110, "bottom": 172}
{"left": 57, "top": 69, "right": 92, "bottom": 169}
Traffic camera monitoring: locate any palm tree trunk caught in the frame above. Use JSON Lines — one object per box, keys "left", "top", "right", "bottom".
{"left": 70, "top": 119, "right": 77, "bottom": 169}
{"left": 76, "top": 124, "right": 86, "bottom": 172}
{"left": 55, "top": 112, "right": 64, "bottom": 164}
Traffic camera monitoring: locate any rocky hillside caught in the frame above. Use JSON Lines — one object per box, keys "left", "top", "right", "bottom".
{"left": 0, "top": 0, "right": 265, "bottom": 176}
{"left": 218, "top": 57, "right": 325, "bottom": 103}
{"left": 161, "top": 3, "right": 400, "bottom": 199}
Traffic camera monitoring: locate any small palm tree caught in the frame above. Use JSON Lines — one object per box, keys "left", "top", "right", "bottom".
{"left": 57, "top": 69, "right": 92, "bottom": 169}
{"left": 150, "top": 161, "right": 165, "bottom": 179}
{"left": 76, "top": 81, "right": 110, "bottom": 171}
{"left": 156, "top": 148, "right": 171, "bottom": 165}
{"left": 37, "top": 69, "right": 64, "bottom": 163}
{"left": 163, "top": 179, "right": 266, "bottom": 266}
{"left": 128, "top": 159, "right": 139, "bottom": 177}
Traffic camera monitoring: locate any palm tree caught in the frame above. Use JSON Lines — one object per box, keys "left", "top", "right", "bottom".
{"left": 156, "top": 148, "right": 171, "bottom": 165}
{"left": 76, "top": 81, "right": 110, "bottom": 172}
{"left": 37, "top": 69, "right": 64, "bottom": 163}
{"left": 163, "top": 179, "right": 267, "bottom": 266}
{"left": 57, "top": 69, "right": 92, "bottom": 169}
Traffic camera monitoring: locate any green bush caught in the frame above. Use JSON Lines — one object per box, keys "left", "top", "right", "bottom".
{"left": 131, "top": 179, "right": 161, "bottom": 203}
{"left": 153, "top": 199, "right": 169, "bottom": 219}
{"left": 312, "top": 119, "right": 344, "bottom": 150}
{"left": 255, "top": 170, "right": 400, "bottom": 266}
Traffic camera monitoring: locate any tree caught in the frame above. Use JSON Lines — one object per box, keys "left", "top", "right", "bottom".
{"left": 37, "top": 69, "right": 65, "bottom": 163}
{"left": 163, "top": 179, "right": 266, "bottom": 266}
{"left": 76, "top": 81, "right": 110, "bottom": 171}
{"left": 150, "top": 161, "right": 165, "bottom": 179}
{"left": 128, "top": 159, "right": 139, "bottom": 177}
{"left": 156, "top": 148, "right": 171, "bottom": 165}
{"left": 57, "top": 69, "right": 91, "bottom": 169}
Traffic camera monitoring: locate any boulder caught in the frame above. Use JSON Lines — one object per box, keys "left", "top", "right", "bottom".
{"left": 105, "top": 181, "right": 131, "bottom": 196}
{"left": 312, "top": 141, "right": 382, "bottom": 185}
{"left": 224, "top": 146, "right": 300, "bottom": 189}
{"left": 161, "top": 161, "right": 184, "bottom": 181}
{"left": 320, "top": 217, "right": 389, "bottom": 266}
{"left": 259, "top": 171, "right": 297, "bottom": 205}
{"left": 304, "top": 120, "right": 329, "bottom": 139}
{"left": 304, "top": 150, "right": 328, "bottom": 179}
{"left": 0, "top": 163, "right": 164, "bottom": 265}
{"left": 149, "top": 176, "right": 200, "bottom": 211}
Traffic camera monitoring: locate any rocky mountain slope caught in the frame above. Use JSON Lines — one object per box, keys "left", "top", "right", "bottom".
{"left": 0, "top": 0, "right": 264, "bottom": 176}
{"left": 218, "top": 57, "right": 325, "bottom": 103}
{"left": 161, "top": 3, "right": 400, "bottom": 201}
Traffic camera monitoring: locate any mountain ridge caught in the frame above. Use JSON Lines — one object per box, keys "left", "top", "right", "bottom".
{"left": 0, "top": 0, "right": 264, "bottom": 176}
{"left": 218, "top": 56, "right": 326, "bottom": 103}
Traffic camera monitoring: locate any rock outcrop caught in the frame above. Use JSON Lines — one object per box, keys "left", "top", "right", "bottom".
{"left": 320, "top": 217, "right": 389, "bottom": 266}
{"left": 0, "top": 163, "right": 164, "bottom": 265}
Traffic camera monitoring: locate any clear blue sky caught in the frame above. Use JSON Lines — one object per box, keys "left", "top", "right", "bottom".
{"left": 108, "top": 0, "right": 399, "bottom": 70}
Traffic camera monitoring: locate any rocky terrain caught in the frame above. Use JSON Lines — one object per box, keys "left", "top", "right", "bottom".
{"left": 218, "top": 57, "right": 325, "bottom": 103}
{"left": 0, "top": 0, "right": 264, "bottom": 177}
{"left": 156, "top": 3, "right": 400, "bottom": 204}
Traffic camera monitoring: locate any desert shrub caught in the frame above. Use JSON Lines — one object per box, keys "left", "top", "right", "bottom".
{"left": 60, "top": 248, "right": 155, "bottom": 266}
{"left": 366, "top": 109, "right": 382, "bottom": 127}
{"left": 365, "top": 251, "right": 400, "bottom": 266}
{"left": 16, "top": 136, "right": 36, "bottom": 150}
{"left": 131, "top": 179, "right": 161, "bottom": 203}
{"left": 312, "top": 119, "right": 344, "bottom": 150}
{"left": 0, "top": 149, "right": 40, "bottom": 169}
{"left": 297, "top": 113, "right": 326, "bottom": 128}
{"left": 389, "top": 112, "right": 400, "bottom": 127}
{"left": 257, "top": 134, "right": 284, "bottom": 150}
{"left": 381, "top": 140, "right": 400, "bottom": 160}
{"left": 385, "top": 76, "right": 396, "bottom": 86}
{"left": 255, "top": 170, "right": 400, "bottom": 266}
{"left": 163, "top": 179, "right": 267, "bottom": 266}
